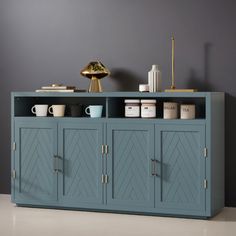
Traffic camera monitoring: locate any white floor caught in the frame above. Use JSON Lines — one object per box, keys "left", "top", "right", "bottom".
{"left": 1, "top": 195, "right": 236, "bottom": 236}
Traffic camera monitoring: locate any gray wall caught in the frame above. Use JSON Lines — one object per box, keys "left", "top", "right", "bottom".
{"left": 1, "top": 0, "right": 236, "bottom": 206}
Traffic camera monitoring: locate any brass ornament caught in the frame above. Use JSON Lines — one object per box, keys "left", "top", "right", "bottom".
{"left": 171, "top": 36, "right": 176, "bottom": 90}
{"left": 80, "top": 61, "right": 110, "bottom": 92}
{"left": 165, "top": 36, "right": 197, "bottom": 92}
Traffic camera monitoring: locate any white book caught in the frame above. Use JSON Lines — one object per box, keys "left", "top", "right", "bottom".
{"left": 41, "top": 86, "right": 76, "bottom": 90}
{"left": 36, "top": 89, "right": 75, "bottom": 92}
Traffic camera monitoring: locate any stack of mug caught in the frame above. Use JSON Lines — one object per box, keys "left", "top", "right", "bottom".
{"left": 31, "top": 104, "right": 103, "bottom": 118}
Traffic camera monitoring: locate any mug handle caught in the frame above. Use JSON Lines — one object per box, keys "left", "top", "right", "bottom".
{"left": 31, "top": 105, "right": 36, "bottom": 114}
{"left": 85, "top": 106, "right": 90, "bottom": 115}
{"left": 48, "top": 106, "right": 53, "bottom": 114}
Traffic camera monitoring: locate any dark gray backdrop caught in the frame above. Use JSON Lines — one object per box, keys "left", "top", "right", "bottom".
{"left": 1, "top": 0, "right": 236, "bottom": 206}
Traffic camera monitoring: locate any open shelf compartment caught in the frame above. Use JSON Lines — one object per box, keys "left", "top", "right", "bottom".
{"left": 14, "top": 96, "right": 107, "bottom": 118}
{"left": 107, "top": 96, "right": 206, "bottom": 119}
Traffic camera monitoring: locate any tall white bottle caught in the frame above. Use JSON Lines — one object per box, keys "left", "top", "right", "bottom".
{"left": 148, "top": 65, "right": 161, "bottom": 92}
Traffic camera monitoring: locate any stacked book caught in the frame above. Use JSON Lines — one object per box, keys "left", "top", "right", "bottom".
{"left": 35, "top": 84, "right": 85, "bottom": 93}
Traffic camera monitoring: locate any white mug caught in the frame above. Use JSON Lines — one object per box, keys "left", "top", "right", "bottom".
{"left": 31, "top": 105, "right": 48, "bottom": 117}
{"left": 180, "top": 104, "right": 196, "bottom": 119}
{"left": 85, "top": 105, "right": 103, "bottom": 118}
{"left": 48, "top": 105, "right": 65, "bottom": 117}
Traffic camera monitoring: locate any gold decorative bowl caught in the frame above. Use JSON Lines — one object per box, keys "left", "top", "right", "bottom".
{"left": 80, "top": 61, "right": 110, "bottom": 92}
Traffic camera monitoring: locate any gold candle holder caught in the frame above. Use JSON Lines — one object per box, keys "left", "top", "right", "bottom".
{"left": 165, "top": 36, "right": 197, "bottom": 92}
{"left": 171, "top": 36, "right": 176, "bottom": 90}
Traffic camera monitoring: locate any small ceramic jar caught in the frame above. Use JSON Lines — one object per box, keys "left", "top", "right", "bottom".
{"left": 125, "top": 99, "right": 140, "bottom": 117}
{"left": 141, "top": 100, "right": 156, "bottom": 118}
{"left": 163, "top": 102, "right": 178, "bottom": 119}
{"left": 180, "top": 104, "right": 196, "bottom": 119}
{"left": 139, "top": 84, "right": 149, "bottom": 92}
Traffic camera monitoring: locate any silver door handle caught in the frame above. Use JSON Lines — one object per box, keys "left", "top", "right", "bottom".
{"left": 151, "top": 159, "right": 158, "bottom": 176}
{"left": 53, "top": 155, "right": 58, "bottom": 173}
{"left": 53, "top": 155, "right": 63, "bottom": 173}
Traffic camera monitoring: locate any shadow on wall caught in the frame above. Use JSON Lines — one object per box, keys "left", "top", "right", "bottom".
{"left": 183, "top": 42, "right": 236, "bottom": 207}
{"left": 110, "top": 68, "right": 145, "bottom": 91}
{"left": 225, "top": 94, "right": 236, "bottom": 207}
{"left": 111, "top": 43, "right": 215, "bottom": 92}
{"left": 187, "top": 42, "right": 214, "bottom": 91}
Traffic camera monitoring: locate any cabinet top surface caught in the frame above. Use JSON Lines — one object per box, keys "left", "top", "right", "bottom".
{"left": 12, "top": 91, "right": 224, "bottom": 98}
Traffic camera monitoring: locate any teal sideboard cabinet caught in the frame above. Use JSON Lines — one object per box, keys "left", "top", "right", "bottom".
{"left": 11, "top": 92, "right": 224, "bottom": 218}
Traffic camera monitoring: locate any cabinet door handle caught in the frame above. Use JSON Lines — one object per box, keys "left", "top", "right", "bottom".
{"left": 53, "top": 155, "right": 63, "bottom": 173}
{"left": 105, "top": 145, "right": 108, "bottom": 154}
{"left": 53, "top": 155, "right": 58, "bottom": 173}
{"left": 104, "top": 175, "right": 108, "bottom": 183}
{"left": 151, "top": 159, "right": 158, "bottom": 176}
{"left": 154, "top": 160, "right": 159, "bottom": 176}
{"left": 151, "top": 159, "right": 155, "bottom": 176}
{"left": 57, "top": 156, "right": 63, "bottom": 173}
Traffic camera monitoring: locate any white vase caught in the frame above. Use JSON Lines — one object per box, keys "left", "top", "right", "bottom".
{"left": 148, "top": 65, "right": 161, "bottom": 92}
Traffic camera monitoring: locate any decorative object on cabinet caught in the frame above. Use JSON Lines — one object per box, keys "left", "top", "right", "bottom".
{"left": 35, "top": 84, "right": 85, "bottom": 93}
{"left": 180, "top": 104, "right": 196, "bottom": 119}
{"left": 165, "top": 36, "right": 197, "bottom": 92}
{"left": 68, "top": 104, "right": 82, "bottom": 117}
{"left": 85, "top": 105, "right": 103, "bottom": 118}
{"left": 139, "top": 84, "right": 149, "bottom": 92}
{"left": 48, "top": 105, "right": 66, "bottom": 117}
{"left": 148, "top": 65, "right": 161, "bottom": 92}
{"left": 124, "top": 99, "right": 140, "bottom": 117}
{"left": 80, "top": 61, "right": 110, "bottom": 93}
{"left": 11, "top": 91, "right": 224, "bottom": 219}
{"left": 163, "top": 102, "right": 178, "bottom": 119}
{"left": 141, "top": 99, "right": 156, "bottom": 118}
{"left": 41, "top": 84, "right": 76, "bottom": 90}
{"left": 31, "top": 104, "right": 48, "bottom": 117}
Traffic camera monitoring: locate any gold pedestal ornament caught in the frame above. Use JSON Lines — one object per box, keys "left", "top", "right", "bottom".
{"left": 165, "top": 36, "right": 197, "bottom": 92}
{"left": 80, "top": 61, "right": 110, "bottom": 92}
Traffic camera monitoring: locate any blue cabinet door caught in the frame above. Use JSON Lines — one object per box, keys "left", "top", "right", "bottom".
{"left": 14, "top": 119, "right": 57, "bottom": 205}
{"left": 58, "top": 121, "right": 103, "bottom": 207}
{"left": 106, "top": 123, "right": 154, "bottom": 209}
{"left": 155, "top": 124, "right": 206, "bottom": 214}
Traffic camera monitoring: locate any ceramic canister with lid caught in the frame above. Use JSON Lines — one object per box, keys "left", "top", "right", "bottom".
{"left": 141, "top": 99, "right": 156, "bottom": 118}
{"left": 180, "top": 104, "right": 196, "bottom": 119}
{"left": 163, "top": 102, "right": 178, "bottom": 119}
{"left": 125, "top": 99, "right": 140, "bottom": 117}
{"left": 139, "top": 84, "right": 149, "bottom": 92}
